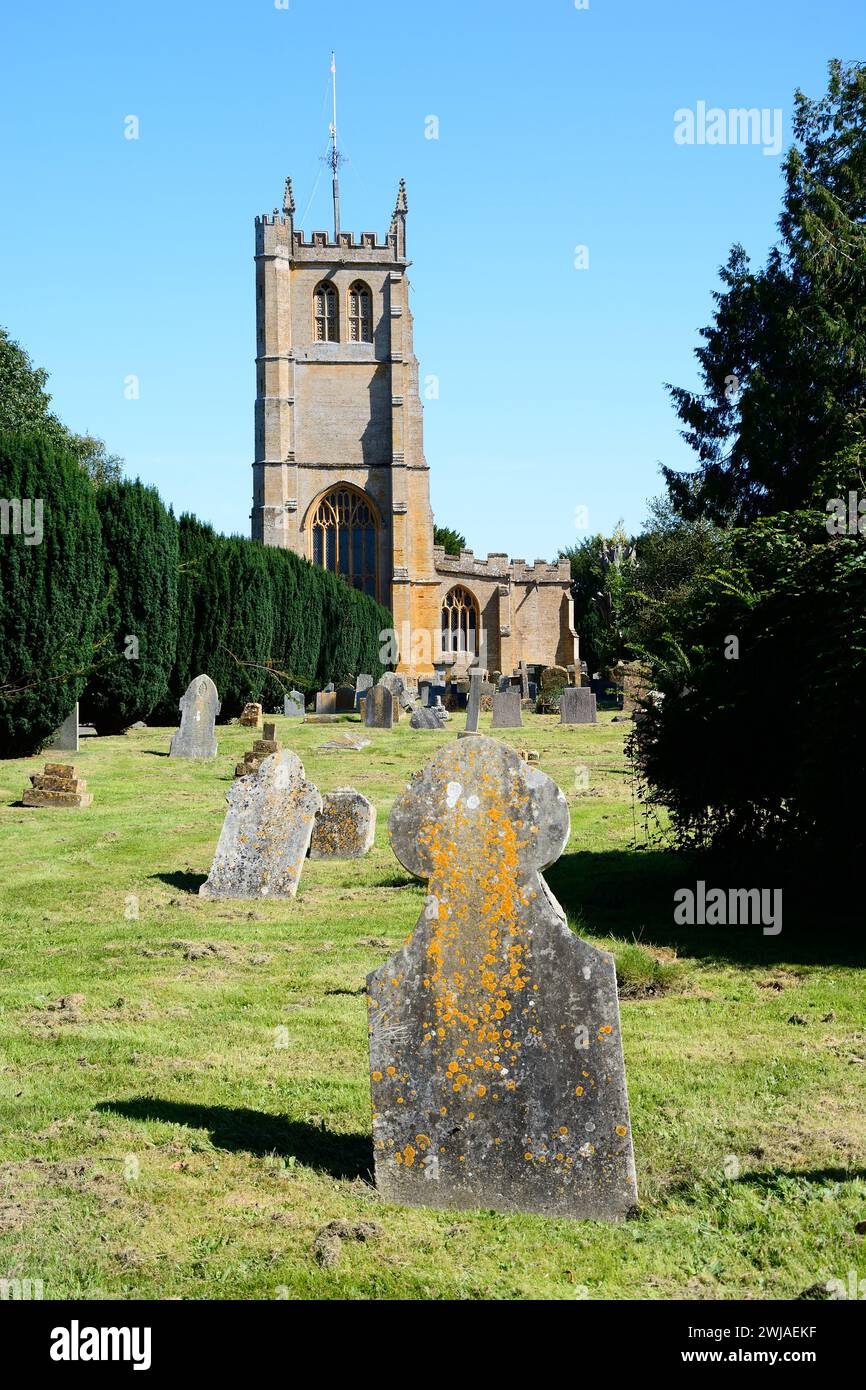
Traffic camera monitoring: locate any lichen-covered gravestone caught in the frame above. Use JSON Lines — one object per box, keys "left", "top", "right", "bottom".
{"left": 310, "top": 788, "right": 376, "bottom": 859}
{"left": 367, "top": 736, "right": 637, "bottom": 1220}
{"left": 560, "top": 687, "right": 597, "bottom": 725}
{"left": 364, "top": 684, "right": 396, "bottom": 730}
{"left": 169, "top": 675, "right": 220, "bottom": 758}
{"left": 240, "top": 703, "right": 263, "bottom": 729}
{"left": 490, "top": 687, "right": 522, "bottom": 728}
{"left": 199, "top": 751, "right": 321, "bottom": 899}
{"left": 284, "top": 690, "right": 305, "bottom": 718}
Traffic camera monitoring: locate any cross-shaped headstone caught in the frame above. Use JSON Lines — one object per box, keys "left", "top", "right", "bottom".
{"left": 367, "top": 736, "right": 637, "bottom": 1219}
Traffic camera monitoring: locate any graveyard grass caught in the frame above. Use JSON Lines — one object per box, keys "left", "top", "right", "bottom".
{"left": 1, "top": 714, "right": 864, "bottom": 1301}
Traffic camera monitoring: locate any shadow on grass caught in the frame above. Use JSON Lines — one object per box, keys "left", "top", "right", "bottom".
{"left": 734, "top": 1168, "right": 866, "bottom": 1191}
{"left": 151, "top": 871, "right": 208, "bottom": 894}
{"left": 546, "top": 848, "right": 865, "bottom": 968}
{"left": 97, "top": 1098, "right": 372, "bottom": 1181}
{"left": 141, "top": 751, "right": 170, "bottom": 757}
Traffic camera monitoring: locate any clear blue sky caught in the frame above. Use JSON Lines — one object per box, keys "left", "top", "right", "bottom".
{"left": 0, "top": 0, "right": 859, "bottom": 558}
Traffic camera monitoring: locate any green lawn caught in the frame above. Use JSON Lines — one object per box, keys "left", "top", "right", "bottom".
{"left": 0, "top": 712, "right": 863, "bottom": 1300}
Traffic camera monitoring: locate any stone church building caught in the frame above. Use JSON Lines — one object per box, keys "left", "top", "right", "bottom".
{"left": 251, "top": 175, "right": 577, "bottom": 678}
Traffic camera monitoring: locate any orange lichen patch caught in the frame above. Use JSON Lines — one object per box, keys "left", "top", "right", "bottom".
{"left": 396, "top": 1097, "right": 404, "bottom": 1105}
{"left": 615, "top": 1125, "right": 628, "bottom": 1136}
{"left": 524, "top": 1152, "right": 533, "bottom": 1161}
{"left": 598, "top": 1025, "right": 613, "bottom": 1035}
{"left": 386, "top": 1066, "right": 396, "bottom": 1076}
{"left": 416, "top": 1134, "right": 430, "bottom": 1149}
{"left": 476, "top": 1085, "right": 487, "bottom": 1097}
{"left": 575, "top": 1086, "right": 584, "bottom": 1096}
{"left": 403, "top": 1144, "right": 417, "bottom": 1167}
{"left": 559, "top": 1126, "right": 568, "bottom": 1135}
{"left": 371, "top": 1071, "right": 383, "bottom": 1082}
{"left": 395, "top": 1150, "right": 403, "bottom": 1164}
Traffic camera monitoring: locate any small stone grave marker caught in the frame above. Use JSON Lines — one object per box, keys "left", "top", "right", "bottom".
{"left": 239, "top": 703, "right": 263, "bottom": 729}
{"left": 310, "top": 788, "right": 376, "bottom": 859}
{"left": 284, "top": 690, "right": 305, "bottom": 718}
{"left": 46, "top": 703, "right": 79, "bottom": 753}
{"left": 24, "top": 762, "right": 92, "bottom": 809}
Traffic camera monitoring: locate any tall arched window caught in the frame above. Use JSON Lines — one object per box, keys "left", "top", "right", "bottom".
{"left": 348, "top": 281, "right": 373, "bottom": 342}
{"left": 441, "top": 586, "right": 479, "bottom": 656}
{"left": 309, "top": 487, "right": 379, "bottom": 598}
{"left": 314, "top": 282, "right": 338, "bottom": 342}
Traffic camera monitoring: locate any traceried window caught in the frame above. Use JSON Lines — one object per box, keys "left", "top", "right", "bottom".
{"left": 314, "top": 282, "right": 338, "bottom": 342}
{"left": 310, "top": 487, "right": 379, "bottom": 598}
{"left": 348, "top": 281, "right": 373, "bottom": 343}
{"left": 441, "top": 586, "right": 479, "bottom": 656}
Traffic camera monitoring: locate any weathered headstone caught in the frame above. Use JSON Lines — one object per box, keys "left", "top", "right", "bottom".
{"left": 560, "top": 687, "right": 597, "bottom": 725}
{"left": 284, "top": 690, "right": 305, "bottom": 718}
{"left": 496, "top": 674, "right": 511, "bottom": 693}
{"left": 24, "top": 762, "right": 92, "bottom": 809}
{"left": 336, "top": 686, "right": 355, "bottom": 713}
{"left": 364, "top": 684, "right": 396, "bottom": 730}
{"left": 169, "top": 675, "right": 220, "bottom": 758}
{"left": 410, "top": 704, "right": 449, "bottom": 730}
{"left": 240, "top": 703, "right": 263, "bottom": 729}
{"left": 491, "top": 687, "right": 522, "bottom": 728}
{"left": 367, "top": 737, "right": 637, "bottom": 1220}
{"left": 324, "top": 682, "right": 335, "bottom": 693}
{"left": 463, "top": 670, "right": 484, "bottom": 736}
{"left": 199, "top": 751, "right": 321, "bottom": 900}
{"left": 316, "top": 691, "right": 337, "bottom": 716}
{"left": 518, "top": 663, "right": 530, "bottom": 700}
{"left": 46, "top": 703, "right": 79, "bottom": 753}
{"left": 310, "top": 788, "right": 376, "bottom": 860}
{"left": 381, "top": 672, "right": 404, "bottom": 700}
{"left": 354, "top": 674, "right": 373, "bottom": 711}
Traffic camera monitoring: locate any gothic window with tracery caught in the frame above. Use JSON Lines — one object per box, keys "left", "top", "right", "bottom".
{"left": 310, "top": 487, "right": 379, "bottom": 598}
{"left": 314, "top": 282, "right": 338, "bottom": 341}
{"left": 441, "top": 586, "right": 479, "bottom": 655}
{"left": 348, "top": 281, "right": 373, "bottom": 342}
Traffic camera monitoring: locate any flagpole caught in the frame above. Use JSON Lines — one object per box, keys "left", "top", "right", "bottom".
{"left": 330, "top": 52, "right": 341, "bottom": 241}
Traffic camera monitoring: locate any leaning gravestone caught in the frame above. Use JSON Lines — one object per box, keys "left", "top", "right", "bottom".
{"left": 284, "top": 690, "right": 305, "bottom": 719}
{"left": 316, "top": 691, "right": 337, "bottom": 716}
{"left": 169, "top": 675, "right": 220, "bottom": 758}
{"left": 410, "top": 704, "right": 448, "bottom": 730}
{"left": 335, "top": 686, "right": 355, "bottom": 713}
{"left": 367, "top": 737, "right": 637, "bottom": 1219}
{"left": 560, "top": 687, "right": 597, "bottom": 725}
{"left": 491, "top": 687, "right": 522, "bottom": 728}
{"left": 46, "top": 702, "right": 79, "bottom": 753}
{"left": 199, "top": 751, "right": 321, "bottom": 900}
{"left": 310, "top": 788, "right": 376, "bottom": 860}
{"left": 364, "top": 684, "right": 396, "bottom": 730}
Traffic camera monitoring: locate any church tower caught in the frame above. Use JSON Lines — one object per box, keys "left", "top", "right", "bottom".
{"left": 251, "top": 173, "right": 441, "bottom": 674}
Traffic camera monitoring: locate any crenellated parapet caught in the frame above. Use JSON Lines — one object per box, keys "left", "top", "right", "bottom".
{"left": 433, "top": 547, "right": 571, "bottom": 585}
